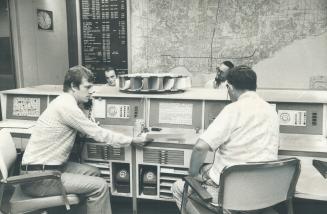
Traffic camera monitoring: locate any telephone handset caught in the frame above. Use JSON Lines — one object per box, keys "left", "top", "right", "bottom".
{"left": 83, "top": 98, "right": 94, "bottom": 119}
{"left": 83, "top": 98, "right": 93, "bottom": 110}
{"left": 214, "top": 70, "right": 225, "bottom": 87}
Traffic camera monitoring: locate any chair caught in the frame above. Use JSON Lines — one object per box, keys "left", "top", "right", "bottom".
{"left": 0, "top": 129, "right": 80, "bottom": 213}
{"left": 181, "top": 158, "right": 301, "bottom": 214}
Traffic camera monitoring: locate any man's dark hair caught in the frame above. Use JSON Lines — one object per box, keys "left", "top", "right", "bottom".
{"left": 63, "top": 65, "right": 95, "bottom": 92}
{"left": 222, "top": 61, "right": 234, "bottom": 69}
{"left": 105, "top": 67, "right": 115, "bottom": 73}
{"left": 226, "top": 65, "right": 257, "bottom": 91}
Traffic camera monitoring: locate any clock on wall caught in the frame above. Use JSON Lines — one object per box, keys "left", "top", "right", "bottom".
{"left": 37, "top": 9, "right": 53, "bottom": 30}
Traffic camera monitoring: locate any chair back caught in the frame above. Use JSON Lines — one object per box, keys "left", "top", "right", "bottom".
{"left": 218, "top": 158, "right": 300, "bottom": 211}
{"left": 0, "top": 129, "right": 17, "bottom": 180}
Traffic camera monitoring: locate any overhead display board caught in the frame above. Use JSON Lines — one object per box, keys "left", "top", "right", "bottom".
{"left": 80, "top": 0, "right": 128, "bottom": 83}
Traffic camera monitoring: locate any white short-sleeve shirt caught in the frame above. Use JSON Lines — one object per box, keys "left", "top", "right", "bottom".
{"left": 199, "top": 91, "right": 279, "bottom": 185}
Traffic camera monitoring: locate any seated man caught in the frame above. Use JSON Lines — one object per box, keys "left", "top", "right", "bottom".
{"left": 204, "top": 61, "right": 234, "bottom": 88}
{"left": 105, "top": 67, "right": 117, "bottom": 86}
{"left": 172, "top": 65, "right": 279, "bottom": 209}
{"left": 20, "top": 65, "right": 151, "bottom": 214}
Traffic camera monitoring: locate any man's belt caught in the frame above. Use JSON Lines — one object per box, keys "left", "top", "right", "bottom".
{"left": 21, "top": 164, "right": 63, "bottom": 171}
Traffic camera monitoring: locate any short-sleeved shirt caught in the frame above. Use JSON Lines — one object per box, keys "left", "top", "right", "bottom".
{"left": 22, "top": 93, "right": 132, "bottom": 165}
{"left": 199, "top": 91, "right": 279, "bottom": 185}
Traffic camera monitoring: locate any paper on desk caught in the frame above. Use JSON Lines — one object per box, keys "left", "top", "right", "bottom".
{"left": 93, "top": 99, "right": 106, "bottom": 118}
{"left": 296, "top": 162, "right": 327, "bottom": 196}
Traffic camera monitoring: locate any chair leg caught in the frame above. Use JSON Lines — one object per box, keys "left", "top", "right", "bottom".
{"left": 217, "top": 207, "right": 224, "bottom": 214}
{"left": 286, "top": 199, "right": 294, "bottom": 214}
{"left": 180, "top": 183, "right": 189, "bottom": 214}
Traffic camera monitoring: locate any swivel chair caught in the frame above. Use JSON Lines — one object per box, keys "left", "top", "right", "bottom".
{"left": 181, "top": 158, "right": 300, "bottom": 214}
{"left": 0, "top": 129, "right": 80, "bottom": 213}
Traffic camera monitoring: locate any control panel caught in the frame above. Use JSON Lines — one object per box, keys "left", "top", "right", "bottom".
{"left": 137, "top": 163, "right": 189, "bottom": 201}
{"left": 81, "top": 140, "right": 132, "bottom": 197}
{"left": 2, "top": 86, "right": 327, "bottom": 203}
{"left": 276, "top": 103, "right": 323, "bottom": 135}
{"left": 107, "top": 104, "right": 130, "bottom": 119}
{"left": 135, "top": 143, "right": 197, "bottom": 201}
{"left": 93, "top": 97, "right": 144, "bottom": 126}
{"left": 204, "top": 101, "right": 324, "bottom": 135}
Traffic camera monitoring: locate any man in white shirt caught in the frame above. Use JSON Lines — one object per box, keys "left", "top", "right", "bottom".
{"left": 172, "top": 65, "right": 279, "bottom": 209}
{"left": 204, "top": 61, "right": 234, "bottom": 88}
{"left": 21, "top": 65, "right": 151, "bottom": 214}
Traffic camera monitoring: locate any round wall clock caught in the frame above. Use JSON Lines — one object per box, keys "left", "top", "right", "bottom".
{"left": 37, "top": 9, "right": 53, "bottom": 30}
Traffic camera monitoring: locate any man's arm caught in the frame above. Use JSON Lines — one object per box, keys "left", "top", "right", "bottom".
{"left": 188, "top": 138, "right": 211, "bottom": 177}
{"left": 60, "top": 102, "right": 151, "bottom": 147}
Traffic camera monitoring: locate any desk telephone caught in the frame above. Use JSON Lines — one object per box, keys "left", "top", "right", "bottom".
{"left": 83, "top": 98, "right": 94, "bottom": 119}
{"left": 83, "top": 98, "right": 93, "bottom": 110}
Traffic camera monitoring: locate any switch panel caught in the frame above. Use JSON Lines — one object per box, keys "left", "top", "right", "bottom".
{"left": 278, "top": 110, "right": 306, "bottom": 126}
{"left": 94, "top": 97, "right": 144, "bottom": 126}
{"left": 276, "top": 103, "right": 323, "bottom": 135}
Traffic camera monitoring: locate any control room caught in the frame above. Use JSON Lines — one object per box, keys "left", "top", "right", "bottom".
{"left": 0, "top": 0, "right": 327, "bottom": 214}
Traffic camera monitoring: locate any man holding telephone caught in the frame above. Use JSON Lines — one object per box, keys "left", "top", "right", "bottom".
{"left": 20, "top": 65, "right": 151, "bottom": 214}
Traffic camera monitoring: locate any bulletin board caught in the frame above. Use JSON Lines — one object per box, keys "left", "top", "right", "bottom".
{"left": 80, "top": 0, "right": 128, "bottom": 83}
{"left": 6, "top": 95, "right": 48, "bottom": 120}
{"left": 149, "top": 99, "right": 202, "bottom": 129}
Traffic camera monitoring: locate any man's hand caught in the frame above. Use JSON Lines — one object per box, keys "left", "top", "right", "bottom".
{"left": 188, "top": 139, "right": 210, "bottom": 177}
{"left": 131, "top": 134, "right": 153, "bottom": 149}
{"left": 192, "top": 174, "right": 205, "bottom": 183}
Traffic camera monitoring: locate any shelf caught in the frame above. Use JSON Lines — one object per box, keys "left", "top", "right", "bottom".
{"left": 160, "top": 176, "right": 179, "bottom": 181}
{"left": 159, "top": 192, "right": 174, "bottom": 201}
{"left": 112, "top": 191, "right": 132, "bottom": 197}
{"left": 160, "top": 182, "right": 173, "bottom": 187}
{"left": 160, "top": 166, "right": 189, "bottom": 176}
{"left": 100, "top": 170, "right": 110, "bottom": 175}
{"left": 159, "top": 189, "right": 172, "bottom": 194}
{"left": 85, "top": 162, "right": 110, "bottom": 169}
{"left": 138, "top": 193, "right": 159, "bottom": 199}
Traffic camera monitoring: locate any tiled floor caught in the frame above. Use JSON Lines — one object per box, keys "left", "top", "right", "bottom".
{"left": 3, "top": 186, "right": 327, "bottom": 214}
{"left": 112, "top": 197, "right": 179, "bottom": 214}
{"left": 46, "top": 197, "right": 179, "bottom": 214}
{"left": 0, "top": 186, "right": 179, "bottom": 214}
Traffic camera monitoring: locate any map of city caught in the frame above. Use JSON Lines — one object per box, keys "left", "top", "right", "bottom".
{"left": 131, "top": 0, "right": 327, "bottom": 76}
